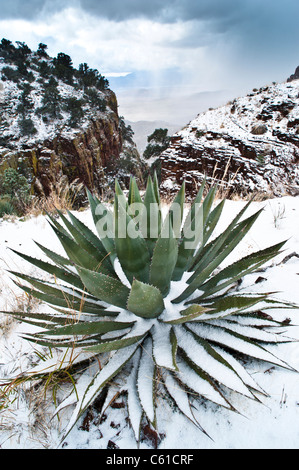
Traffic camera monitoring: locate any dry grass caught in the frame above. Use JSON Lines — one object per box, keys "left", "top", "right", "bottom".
{"left": 27, "top": 177, "right": 84, "bottom": 217}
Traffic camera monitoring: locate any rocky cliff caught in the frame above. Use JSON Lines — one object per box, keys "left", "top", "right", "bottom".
{"left": 159, "top": 78, "right": 299, "bottom": 199}
{"left": 0, "top": 40, "right": 143, "bottom": 199}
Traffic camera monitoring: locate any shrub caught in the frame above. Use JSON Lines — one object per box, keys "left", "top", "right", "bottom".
{"left": 2, "top": 176, "right": 297, "bottom": 444}
{"left": 0, "top": 196, "right": 14, "bottom": 217}
{"left": 0, "top": 168, "right": 31, "bottom": 214}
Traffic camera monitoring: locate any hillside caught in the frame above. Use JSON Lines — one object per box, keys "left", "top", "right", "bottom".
{"left": 158, "top": 77, "right": 299, "bottom": 199}
{"left": 0, "top": 39, "right": 143, "bottom": 198}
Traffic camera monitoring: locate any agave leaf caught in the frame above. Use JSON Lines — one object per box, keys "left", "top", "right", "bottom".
{"left": 149, "top": 214, "right": 178, "bottom": 296}
{"left": 14, "top": 281, "right": 112, "bottom": 316}
{"left": 60, "top": 344, "right": 139, "bottom": 445}
{"left": 171, "top": 180, "right": 206, "bottom": 281}
{"left": 127, "top": 280, "right": 164, "bottom": 318}
{"left": 196, "top": 240, "right": 287, "bottom": 300}
{"left": 176, "top": 353, "right": 232, "bottom": 409}
{"left": 187, "top": 208, "right": 263, "bottom": 287}
{"left": 82, "top": 332, "right": 145, "bottom": 354}
{"left": 50, "top": 222, "right": 112, "bottom": 276}
{"left": 1, "top": 310, "right": 73, "bottom": 326}
{"left": 11, "top": 271, "right": 108, "bottom": 311}
{"left": 142, "top": 176, "right": 162, "bottom": 255}
{"left": 205, "top": 319, "right": 290, "bottom": 344}
{"left": 64, "top": 210, "right": 115, "bottom": 274}
{"left": 136, "top": 337, "right": 156, "bottom": 424}
{"left": 188, "top": 323, "right": 295, "bottom": 371}
{"left": 40, "top": 320, "right": 135, "bottom": 338}
{"left": 163, "top": 371, "right": 207, "bottom": 434}
{"left": 170, "top": 327, "right": 179, "bottom": 371}
{"left": 126, "top": 350, "right": 143, "bottom": 441}
{"left": 168, "top": 181, "right": 185, "bottom": 234}
{"left": 188, "top": 294, "right": 268, "bottom": 320}
{"left": 86, "top": 189, "right": 116, "bottom": 262}
{"left": 128, "top": 177, "right": 143, "bottom": 206}
{"left": 10, "top": 248, "right": 85, "bottom": 290}
{"left": 34, "top": 241, "right": 72, "bottom": 267}
{"left": 152, "top": 171, "right": 161, "bottom": 205}
{"left": 190, "top": 198, "right": 254, "bottom": 272}
{"left": 212, "top": 345, "right": 266, "bottom": 396}
{"left": 175, "top": 237, "right": 285, "bottom": 305}
{"left": 114, "top": 191, "right": 150, "bottom": 284}
{"left": 76, "top": 265, "right": 130, "bottom": 309}
{"left": 163, "top": 305, "right": 209, "bottom": 325}
{"left": 202, "top": 185, "right": 218, "bottom": 224}
{"left": 175, "top": 326, "right": 255, "bottom": 398}
{"left": 152, "top": 323, "right": 178, "bottom": 370}
{"left": 172, "top": 201, "right": 204, "bottom": 281}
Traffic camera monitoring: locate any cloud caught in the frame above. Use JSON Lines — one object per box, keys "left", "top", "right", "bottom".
{"left": 1, "top": 0, "right": 299, "bottom": 123}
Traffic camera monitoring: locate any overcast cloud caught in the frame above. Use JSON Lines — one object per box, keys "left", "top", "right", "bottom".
{"left": 0, "top": 0, "right": 298, "bottom": 124}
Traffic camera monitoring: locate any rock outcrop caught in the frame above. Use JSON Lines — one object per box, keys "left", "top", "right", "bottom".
{"left": 287, "top": 66, "right": 299, "bottom": 83}
{"left": 0, "top": 40, "right": 144, "bottom": 199}
{"left": 159, "top": 80, "right": 299, "bottom": 199}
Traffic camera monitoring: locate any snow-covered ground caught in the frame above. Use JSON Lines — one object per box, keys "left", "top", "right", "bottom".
{"left": 0, "top": 195, "right": 299, "bottom": 449}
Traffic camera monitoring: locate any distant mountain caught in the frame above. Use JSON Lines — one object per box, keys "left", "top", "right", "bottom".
{"left": 0, "top": 39, "right": 143, "bottom": 198}
{"left": 159, "top": 78, "right": 299, "bottom": 198}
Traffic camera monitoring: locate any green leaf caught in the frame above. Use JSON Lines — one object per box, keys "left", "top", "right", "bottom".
{"left": 176, "top": 352, "right": 231, "bottom": 409}
{"left": 128, "top": 177, "right": 143, "bottom": 206}
{"left": 76, "top": 266, "right": 130, "bottom": 310}
{"left": 137, "top": 337, "right": 156, "bottom": 424}
{"left": 127, "top": 280, "right": 165, "bottom": 318}
{"left": 50, "top": 222, "right": 112, "bottom": 276}
{"left": 10, "top": 248, "right": 85, "bottom": 290}
{"left": 188, "top": 294, "right": 268, "bottom": 319}
{"left": 151, "top": 323, "right": 178, "bottom": 370}
{"left": 152, "top": 171, "right": 161, "bottom": 205}
{"left": 176, "top": 326, "right": 255, "bottom": 398}
{"left": 149, "top": 215, "right": 178, "bottom": 296}
{"left": 168, "top": 181, "right": 185, "bottom": 235}
{"left": 142, "top": 176, "right": 162, "bottom": 255}
{"left": 35, "top": 241, "right": 72, "bottom": 267}
{"left": 86, "top": 189, "right": 116, "bottom": 262}
{"left": 197, "top": 240, "right": 287, "bottom": 300}
{"left": 173, "top": 209, "right": 265, "bottom": 303}
{"left": 65, "top": 210, "right": 115, "bottom": 273}
{"left": 40, "top": 320, "right": 135, "bottom": 337}
{"left": 83, "top": 332, "right": 145, "bottom": 354}
{"left": 188, "top": 323, "right": 295, "bottom": 371}
{"left": 190, "top": 198, "right": 254, "bottom": 271}
{"left": 114, "top": 191, "right": 150, "bottom": 284}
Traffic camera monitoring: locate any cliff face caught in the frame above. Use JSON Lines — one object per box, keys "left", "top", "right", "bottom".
{"left": 0, "top": 104, "right": 140, "bottom": 197}
{"left": 159, "top": 79, "right": 299, "bottom": 199}
{"left": 0, "top": 40, "right": 143, "bottom": 198}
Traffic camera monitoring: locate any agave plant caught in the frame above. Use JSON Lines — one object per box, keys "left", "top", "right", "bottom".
{"left": 3, "top": 175, "right": 297, "bottom": 443}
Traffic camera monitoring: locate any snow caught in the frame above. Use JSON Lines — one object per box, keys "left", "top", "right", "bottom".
{"left": 1, "top": 195, "right": 299, "bottom": 449}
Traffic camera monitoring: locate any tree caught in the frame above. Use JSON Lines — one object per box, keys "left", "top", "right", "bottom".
{"left": 119, "top": 116, "right": 134, "bottom": 144}
{"left": 65, "top": 97, "right": 84, "bottom": 127}
{"left": 143, "top": 128, "right": 170, "bottom": 160}
{"left": 84, "top": 88, "right": 106, "bottom": 111}
{"left": 77, "top": 63, "right": 109, "bottom": 91}
{"left": 39, "top": 77, "right": 62, "bottom": 119}
{"left": 19, "top": 117, "right": 37, "bottom": 136}
{"left": 37, "top": 43, "right": 48, "bottom": 57}
{"left": 53, "top": 52, "right": 74, "bottom": 84}
{"left": 17, "top": 82, "right": 34, "bottom": 117}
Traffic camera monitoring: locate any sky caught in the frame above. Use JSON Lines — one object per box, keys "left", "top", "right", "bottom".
{"left": 0, "top": 0, "right": 299, "bottom": 125}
